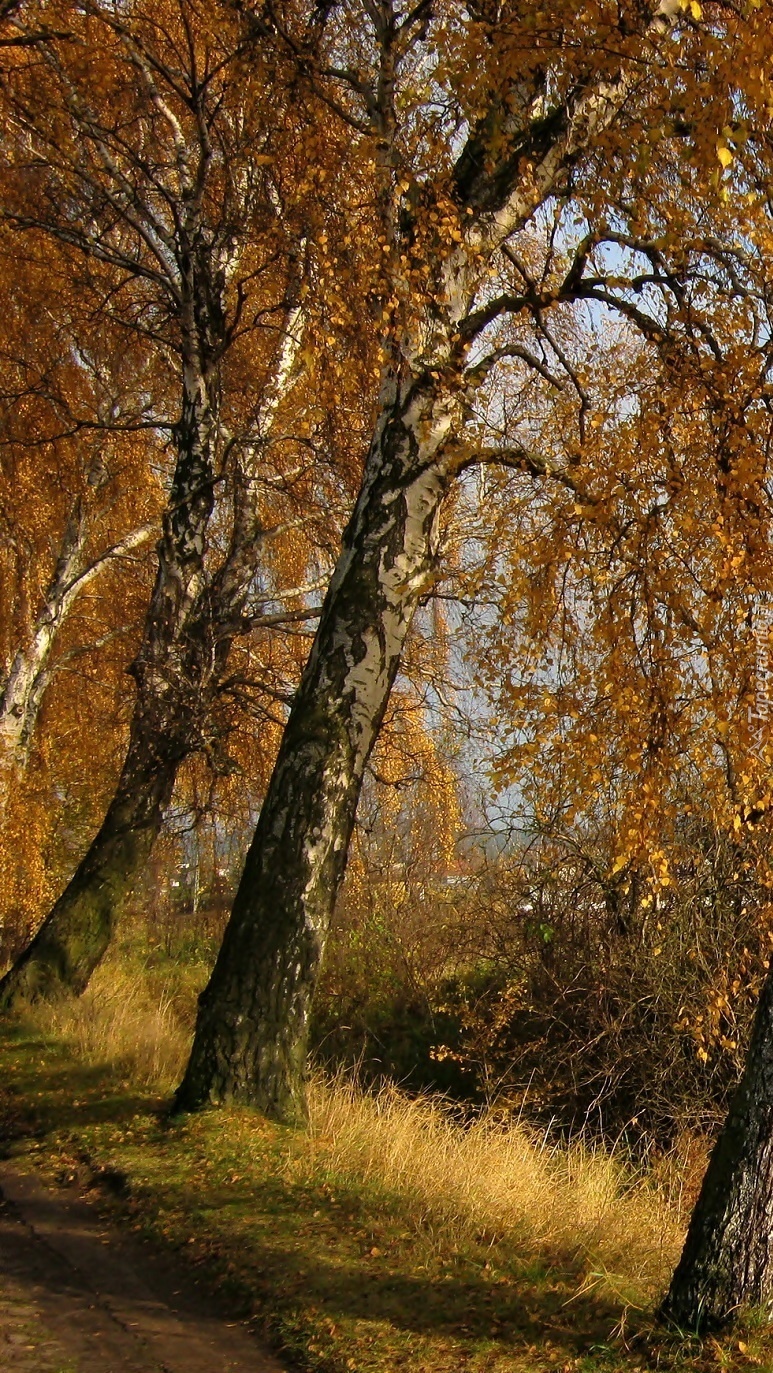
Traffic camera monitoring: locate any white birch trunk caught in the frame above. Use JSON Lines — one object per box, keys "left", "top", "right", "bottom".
{"left": 176, "top": 0, "right": 688, "bottom": 1122}
{"left": 0, "top": 509, "right": 154, "bottom": 817}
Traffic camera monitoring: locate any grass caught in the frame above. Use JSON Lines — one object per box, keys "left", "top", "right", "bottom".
{"left": 0, "top": 954, "right": 771, "bottom": 1373}
{"left": 306, "top": 1077, "right": 680, "bottom": 1301}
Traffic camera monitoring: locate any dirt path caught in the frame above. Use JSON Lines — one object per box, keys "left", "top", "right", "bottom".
{"left": 0, "top": 1163, "right": 286, "bottom": 1373}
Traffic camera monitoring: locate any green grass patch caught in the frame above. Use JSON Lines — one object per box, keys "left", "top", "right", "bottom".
{"left": 1, "top": 1020, "right": 772, "bottom": 1373}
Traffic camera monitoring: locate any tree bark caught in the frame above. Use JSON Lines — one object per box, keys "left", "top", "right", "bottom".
{"left": 660, "top": 959, "right": 773, "bottom": 1330}
{"left": 0, "top": 501, "right": 152, "bottom": 818}
{"left": 176, "top": 377, "right": 452, "bottom": 1123}
{"left": 0, "top": 723, "right": 177, "bottom": 1005}
{"left": 0, "top": 339, "right": 219, "bottom": 1006}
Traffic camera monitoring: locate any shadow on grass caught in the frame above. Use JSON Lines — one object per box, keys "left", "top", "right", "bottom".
{"left": 0, "top": 1022, "right": 659, "bottom": 1370}
{"left": 0, "top": 1025, "right": 164, "bottom": 1147}
{"left": 242, "top": 1242, "right": 616, "bottom": 1348}
{"left": 143, "top": 1151, "right": 626, "bottom": 1361}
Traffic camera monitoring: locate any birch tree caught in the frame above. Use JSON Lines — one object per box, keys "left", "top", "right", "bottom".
{"left": 175, "top": 0, "right": 773, "bottom": 1120}
{"left": 451, "top": 197, "right": 773, "bottom": 1324}
{"left": 0, "top": 0, "right": 345, "bottom": 1004}
{"left": 0, "top": 505, "right": 154, "bottom": 817}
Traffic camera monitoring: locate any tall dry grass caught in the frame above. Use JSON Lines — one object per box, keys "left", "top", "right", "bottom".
{"left": 306, "top": 1075, "right": 684, "bottom": 1296}
{"left": 26, "top": 957, "right": 192, "bottom": 1091}
{"left": 28, "top": 958, "right": 686, "bottom": 1298}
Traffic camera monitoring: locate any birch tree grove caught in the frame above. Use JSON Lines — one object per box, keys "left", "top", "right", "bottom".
{"left": 176, "top": 0, "right": 773, "bottom": 1123}
{"left": 8, "top": 0, "right": 773, "bottom": 1334}
{"left": 0, "top": 0, "right": 352, "bottom": 1004}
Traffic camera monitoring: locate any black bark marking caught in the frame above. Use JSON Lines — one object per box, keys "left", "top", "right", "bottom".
{"left": 661, "top": 960, "right": 773, "bottom": 1330}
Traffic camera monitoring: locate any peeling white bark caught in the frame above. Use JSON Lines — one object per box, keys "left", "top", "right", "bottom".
{"left": 179, "top": 0, "right": 692, "bottom": 1120}
{"left": 0, "top": 518, "right": 154, "bottom": 817}
{"left": 214, "top": 306, "right": 306, "bottom": 621}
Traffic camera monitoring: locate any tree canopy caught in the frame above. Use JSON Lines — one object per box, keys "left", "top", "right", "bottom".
{"left": 6, "top": 0, "right": 773, "bottom": 1333}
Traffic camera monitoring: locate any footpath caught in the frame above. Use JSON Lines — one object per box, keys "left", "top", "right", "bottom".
{"left": 0, "top": 1162, "right": 285, "bottom": 1373}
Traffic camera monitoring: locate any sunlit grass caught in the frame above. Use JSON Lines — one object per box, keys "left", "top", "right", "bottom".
{"left": 28, "top": 958, "right": 680, "bottom": 1297}
{"left": 28, "top": 955, "right": 683, "bottom": 1296}
{"left": 26, "top": 955, "right": 192, "bottom": 1090}
{"left": 306, "top": 1074, "right": 682, "bottom": 1301}
{"left": 5, "top": 955, "right": 766, "bottom": 1372}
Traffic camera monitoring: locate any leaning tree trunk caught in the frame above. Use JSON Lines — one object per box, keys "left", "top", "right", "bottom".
{"left": 661, "top": 959, "right": 773, "bottom": 1330}
{"left": 0, "top": 724, "right": 178, "bottom": 1006}
{"left": 0, "top": 273, "right": 307, "bottom": 1010}
{"left": 176, "top": 379, "right": 452, "bottom": 1124}
{"left": 0, "top": 330, "right": 219, "bottom": 1008}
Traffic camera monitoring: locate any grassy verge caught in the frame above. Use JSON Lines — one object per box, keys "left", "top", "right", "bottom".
{"left": 0, "top": 960, "right": 771, "bottom": 1373}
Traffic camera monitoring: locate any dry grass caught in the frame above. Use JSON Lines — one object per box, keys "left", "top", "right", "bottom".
{"left": 27, "top": 959, "right": 684, "bottom": 1303}
{"left": 26, "top": 957, "right": 192, "bottom": 1091}
{"left": 306, "top": 1074, "right": 683, "bottom": 1299}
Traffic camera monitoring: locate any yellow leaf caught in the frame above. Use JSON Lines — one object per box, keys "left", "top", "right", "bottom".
{"left": 717, "top": 145, "right": 733, "bottom": 168}
{"left": 690, "top": 0, "right": 702, "bottom": 15}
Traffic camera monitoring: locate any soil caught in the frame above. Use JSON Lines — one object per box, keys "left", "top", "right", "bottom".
{"left": 0, "top": 1162, "right": 286, "bottom": 1373}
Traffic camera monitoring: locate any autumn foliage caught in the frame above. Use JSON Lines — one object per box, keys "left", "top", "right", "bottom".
{"left": 8, "top": 0, "right": 773, "bottom": 1332}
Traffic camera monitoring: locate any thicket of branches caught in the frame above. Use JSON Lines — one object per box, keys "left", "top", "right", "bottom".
{"left": 7, "top": 0, "right": 773, "bottom": 1327}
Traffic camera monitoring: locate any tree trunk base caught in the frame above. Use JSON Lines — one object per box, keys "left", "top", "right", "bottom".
{"left": 0, "top": 760, "right": 173, "bottom": 1013}
{"left": 0, "top": 879, "right": 116, "bottom": 1011}
{"left": 660, "top": 961, "right": 773, "bottom": 1331}
{"left": 174, "top": 974, "right": 311, "bottom": 1127}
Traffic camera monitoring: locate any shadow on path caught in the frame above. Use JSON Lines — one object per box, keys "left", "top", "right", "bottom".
{"left": 0, "top": 1163, "right": 285, "bottom": 1373}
